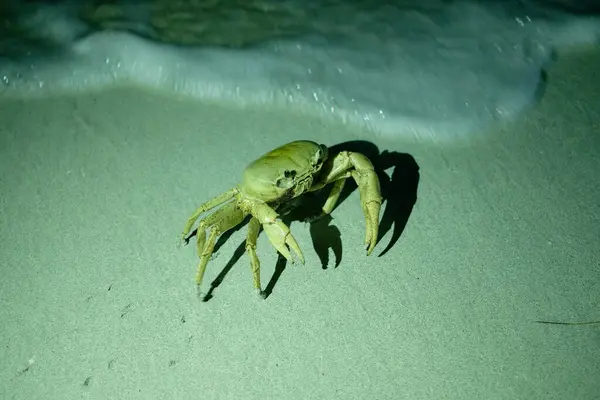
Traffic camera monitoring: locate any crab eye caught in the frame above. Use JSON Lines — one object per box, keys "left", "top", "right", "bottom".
{"left": 313, "top": 145, "right": 328, "bottom": 166}
{"left": 276, "top": 170, "right": 297, "bottom": 189}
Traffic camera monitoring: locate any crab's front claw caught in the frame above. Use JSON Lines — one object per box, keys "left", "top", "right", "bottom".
{"left": 262, "top": 219, "right": 305, "bottom": 264}
{"left": 349, "top": 153, "right": 383, "bottom": 255}
{"left": 360, "top": 193, "right": 382, "bottom": 255}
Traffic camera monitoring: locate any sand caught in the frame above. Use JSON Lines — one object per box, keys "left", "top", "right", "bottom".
{"left": 1, "top": 47, "right": 599, "bottom": 399}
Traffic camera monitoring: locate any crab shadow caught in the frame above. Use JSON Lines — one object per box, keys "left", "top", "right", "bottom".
{"left": 197, "top": 140, "right": 420, "bottom": 301}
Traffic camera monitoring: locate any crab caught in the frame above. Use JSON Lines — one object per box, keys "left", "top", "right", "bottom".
{"left": 181, "top": 140, "right": 382, "bottom": 297}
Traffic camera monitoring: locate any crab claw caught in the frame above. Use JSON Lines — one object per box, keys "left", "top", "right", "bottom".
{"left": 361, "top": 197, "right": 381, "bottom": 255}
{"left": 247, "top": 200, "right": 306, "bottom": 264}
{"left": 262, "top": 219, "right": 305, "bottom": 264}
{"left": 349, "top": 153, "right": 382, "bottom": 255}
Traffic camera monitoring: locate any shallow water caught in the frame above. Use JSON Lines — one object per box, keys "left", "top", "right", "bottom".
{"left": 1, "top": 0, "right": 598, "bottom": 142}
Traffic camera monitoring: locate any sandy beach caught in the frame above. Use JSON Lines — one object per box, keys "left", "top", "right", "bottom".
{"left": 1, "top": 46, "right": 599, "bottom": 399}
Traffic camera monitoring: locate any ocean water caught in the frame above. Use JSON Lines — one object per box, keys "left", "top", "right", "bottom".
{"left": 0, "top": 0, "right": 598, "bottom": 142}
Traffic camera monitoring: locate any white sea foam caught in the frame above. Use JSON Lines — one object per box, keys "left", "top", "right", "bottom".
{"left": 0, "top": 0, "right": 598, "bottom": 142}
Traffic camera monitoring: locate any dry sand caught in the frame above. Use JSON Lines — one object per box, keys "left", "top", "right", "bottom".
{"left": 1, "top": 47, "right": 599, "bottom": 399}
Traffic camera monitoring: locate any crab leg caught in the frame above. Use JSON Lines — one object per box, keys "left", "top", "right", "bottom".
{"left": 192, "top": 201, "right": 245, "bottom": 295}
{"left": 245, "top": 217, "right": 263, "bottom": 296}
{"left": 181, "top": 188, "right": 238, "bottom": 243}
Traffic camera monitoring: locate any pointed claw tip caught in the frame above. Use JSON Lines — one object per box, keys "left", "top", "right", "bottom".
{"left": 365, "top": 242, "right": 376, "bottom": 256}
